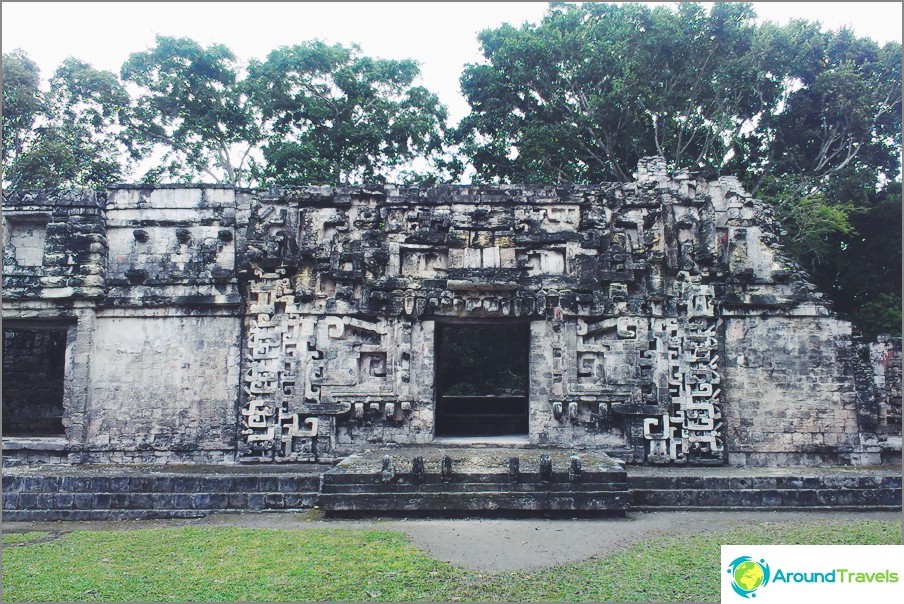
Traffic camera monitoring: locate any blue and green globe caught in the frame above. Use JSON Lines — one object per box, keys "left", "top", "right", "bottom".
{"left": 734, "top": 560, "right": 765, "bottom": 591}
{"left": 727, "top": 556, "right": 771, "bottom": 598}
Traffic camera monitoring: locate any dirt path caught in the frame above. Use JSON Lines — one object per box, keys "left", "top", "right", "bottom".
{"left": 4, "top": 509, "right": 900, "bottom": 571}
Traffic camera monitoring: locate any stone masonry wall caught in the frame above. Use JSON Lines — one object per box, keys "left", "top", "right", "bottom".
{"left": 234, "top": 162, "right": 839, "bottom": 465}
{"left": 3, "top": 186, "right": 244, "bottom": 464}
{"left": 2, "top": 159, "right": 899, "bottom": 467}
{"left": 83, "top": 314, "right": 240, "bottom": 462}
{"left": 722, "top": 317, "right": 865, "bottom": 466}
{"left": 2, "top": 190, "right": 107, "bottom": 299}
{"left": 869, "top": 335, "right": 902, "bottom": 464}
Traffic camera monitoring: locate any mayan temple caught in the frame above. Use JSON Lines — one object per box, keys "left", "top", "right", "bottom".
{"left": 3, "top": 157, "right": 900, "bottom": 516}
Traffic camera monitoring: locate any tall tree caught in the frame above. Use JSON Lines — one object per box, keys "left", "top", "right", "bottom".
{"left": 2, "top": 52, "right": 131, "bottom": 188}
{"left": 458, "top": 3, "right": 900, "bottom": 189}
{"left": 457, "top": 2, "right": 783, "bottom": 183}
{"left": 457, "top": 2, "right": 901, "bottom": 336}
{"left": 121, "top": 36, "right": 262, "bottom": 186}
{"left": 245, "top": 41, "right": 448, "bottom": 185}
{"left": 2, "top": 50, "right": 44, "bottom": 183}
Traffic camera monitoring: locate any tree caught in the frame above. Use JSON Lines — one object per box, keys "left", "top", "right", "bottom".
{"left": 457, "top": 2, "right": 901, "bottom": 336}
{"left": 121, "top": 36, "right": 262, "bottom": 186}
{"left": 458, "top": 3, "right": 900, "bottom": 189}
{"left": 2, "top": 52, "right": 131, "bottom": 188}
{"left": 2, "top": 50, "right": 44, "bottom": 182}
{"left": 245, "top": 41, "right": 448, "bottom": 185}
{"left": 457, "top": 2, "right": 784, "bottom": 183}
{"left": 734, "top": 25, "right": 902, "bottom": 196}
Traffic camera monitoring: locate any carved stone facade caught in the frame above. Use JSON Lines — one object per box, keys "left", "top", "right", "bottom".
{"left": 2, "top": 158, "right": 900, "bottom": 467}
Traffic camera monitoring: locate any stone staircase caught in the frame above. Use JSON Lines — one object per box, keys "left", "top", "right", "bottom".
{"left": 629, "top": 467, "right": 902, "bottom": 511}
{"left": 318, "top": 446, "right": 631, "bottom": 516}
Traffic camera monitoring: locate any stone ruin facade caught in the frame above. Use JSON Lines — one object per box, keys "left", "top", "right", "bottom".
{"left": 2, "top": 158, "right": 900, "bottom": 468}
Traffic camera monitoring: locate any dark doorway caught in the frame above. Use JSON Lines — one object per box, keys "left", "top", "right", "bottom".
{"left": 435, "top": 323, "right": 529, "bottom": 436}
{"left": 2, "top": 327, "right": 67, "bottom": 437}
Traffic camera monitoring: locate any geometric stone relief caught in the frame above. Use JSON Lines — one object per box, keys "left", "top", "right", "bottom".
{"left": 4, "top": 217, "right": 48, "bottom": 268}
{"left": 241, "top": 268, "right": 410, "bottom": 461}
{"left": 644, "top": 276, "right": 724, "bottom": 465}
{"left": 554, "top": 277, "right": 724, "bottom": 465}
{"left": 4, "top": 164, "right": 897, "bottom": 469}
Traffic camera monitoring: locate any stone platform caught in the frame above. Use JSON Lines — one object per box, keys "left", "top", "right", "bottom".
{"left": 2, "top": 452, "right": 900, "bottom": 521}
{"left": 2, "top": 463, "right": 331, "bottom": 521}
{"left": 319, "top": 446, "right": 630, "bottom": 516}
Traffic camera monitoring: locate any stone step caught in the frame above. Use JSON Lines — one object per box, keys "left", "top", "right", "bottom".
{"left": 2, "top": 474, "right": 322, "bottom": 494}
{"left": 318, "top": 446, "right": 630, "bottom": 515}
{"left": 628, "top": 473, "right": 902, "bottom": 510}
{"left": 1, "top": 465, "right": 327, "bottom": 521}
{"left": 628, "top": 475, "right": 902, "bottom": 490}
{"left": 631, "top": 488, "right": 902, "bottom": 510}
{"left": 318, "top": 491, "right": 632, "bottom": 514}
{"left": 2, "top": 459, "right": 900, "bottom": 520}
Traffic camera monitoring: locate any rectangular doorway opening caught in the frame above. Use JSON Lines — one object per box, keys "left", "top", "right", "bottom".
{"left": 2, "top": 326, "right": 67, "bottom": 437}
{"left": 435, "top": 323, "right": 529, "bottom": 437}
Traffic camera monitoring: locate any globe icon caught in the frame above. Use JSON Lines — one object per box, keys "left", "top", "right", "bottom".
{"left": 733, "top": 560, "right": 765, "bottom": 592}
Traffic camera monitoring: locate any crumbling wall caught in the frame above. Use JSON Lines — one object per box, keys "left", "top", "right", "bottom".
{"left": 2, "top": 192, "right": 105, "bottom": 464}
{"left": 84, "top": 314, "right": 240, "bottom": 461}
{"left": 2, "top": 186, "right": 244, "bottom": 464}
{"left": 722, "top": 317, "right": 865, "bottom": 466}
{"left": 870, "top": 335, "right": 902, "bottom": 464}
{"left": 237, "top": 171, "right": 735, "bottom": 464}
{"left": 871, "top": 335, "right": 902, "bottom": 431}
{"left": 2, "top": 190, "right": 107, "bottom": 299}
{"left": 2, "top": 159, "right": 898, "bottom": 467}
{"left": 79, "top": 186, "right": 243, "bottom": 462}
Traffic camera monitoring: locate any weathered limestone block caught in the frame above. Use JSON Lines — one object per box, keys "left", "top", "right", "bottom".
{"left": 86, "top": 314, "right": 241, "bottom": 455}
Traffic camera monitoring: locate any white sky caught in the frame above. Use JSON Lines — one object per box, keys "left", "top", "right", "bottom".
{"left": 2, "top": 1, "right": 902, "bottom": 125}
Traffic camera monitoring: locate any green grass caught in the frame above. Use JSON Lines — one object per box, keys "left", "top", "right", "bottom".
{"left": 2, "top": 532, "right": 50, "bottom": 546}
{"left": 468, "top": 520, "right": 903, "bottom": 602}
{"left": 1, "top": 520, "right": 900, "bottom": 602}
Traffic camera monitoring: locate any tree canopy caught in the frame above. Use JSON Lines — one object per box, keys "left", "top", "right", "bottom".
{"left": 245, "top": 41, "right": 448, "bottom": 185}
{"left": 2, "top": 52, "right": 130, "bottom": 188}
{"left": 455, "top": 1, "right": 900, "bottom": 338}
{"left": 121, "top": 36, "right": 262, "bottom": 186}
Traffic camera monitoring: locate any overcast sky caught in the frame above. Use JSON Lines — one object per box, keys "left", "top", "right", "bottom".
{"left": 3, "top": 2, "right": 902, "bottom": 124}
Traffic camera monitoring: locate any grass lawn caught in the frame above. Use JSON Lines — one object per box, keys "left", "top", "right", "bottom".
{"left": 2, "top": 519, "right": 900, "bottom": 602}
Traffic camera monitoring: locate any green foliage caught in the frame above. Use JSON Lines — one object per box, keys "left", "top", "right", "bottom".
{"left": 760, "top": 183, "right": 856, "bottom": 264}
{"left": 811, "top": 193, "right": 903, "bottom": 338}
{"left": 459, "top": 2, "right": 901, "bottom": 190}
{"left": 1, "top": 520, "right": 898, "bottom": 602}
{"left": 4, "top": 124, "right": 123, "bottom": 188}
{"left": 245, "top": 41, "right": 448, "bottom": 185}
{"left": 457, "top": 2, "right": 901, "bottom": 336}
{"left": 121, "top": 36, "right": 262, "bottom": 185}
{"left": 852, "top": 294, "right": 903, "bottom": 340}
{"left": 2, "top": 14, "right": 900, "bottom": 333}
{"left": 2, "top": 52, "right": 130, "bottom": 188}
{"left": 2, "top": 49, "right": 43, "bottom": 168}
{"left": 457, "top": 2, "right": 783, "bottom": 183}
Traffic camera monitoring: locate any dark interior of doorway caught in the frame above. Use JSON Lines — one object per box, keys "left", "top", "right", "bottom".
{"left": 2, "top": 327, "right": 67, "bottom": 437}
{"left": 435, "top": 322, "right": 529, "bottom": 437}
